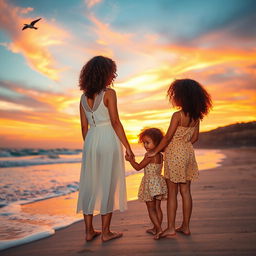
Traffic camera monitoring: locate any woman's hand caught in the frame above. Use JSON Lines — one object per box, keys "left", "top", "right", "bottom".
{"left": 125, "top": 148, "right": 134, "bottom": 160}
{"left": 145, "top": 150, "right": 156, "bottom": 158}
{"left": 125, "top": 154, "right": 132, "bottom": 162}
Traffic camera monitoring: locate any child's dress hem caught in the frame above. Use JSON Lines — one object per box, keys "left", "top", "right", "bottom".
{"left": 138, "top": 163, "right": 167, "bottom": 202}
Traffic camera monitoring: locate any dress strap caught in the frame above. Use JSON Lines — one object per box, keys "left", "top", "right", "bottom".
{"left": 80, "top": 94, "right": 89, "bottom": 112}
{"left": 153, "top": 153, "right": 163, "bottom": 164}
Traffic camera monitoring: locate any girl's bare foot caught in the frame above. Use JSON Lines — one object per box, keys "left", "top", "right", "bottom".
{"left": 175, "top": 226, "right": 191, "bottom": 235}
{"left": 160, "top": 228, "right": 176, "bottom": 238}
{"left": 86, "top": 230, "right": 101, "bottom": 241}
{"left": 102, "top": 231, "right": 123, "bottom": 242}
{"left": 153, "top": 230, "right": 163, "bottom": 240}
{"left": 146, "top": 228, "right": 156, "bottom": 235}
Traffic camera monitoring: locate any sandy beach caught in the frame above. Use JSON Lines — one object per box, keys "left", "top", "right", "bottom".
{"left": 1, "top": 148, "right": 256, "bottom": 256}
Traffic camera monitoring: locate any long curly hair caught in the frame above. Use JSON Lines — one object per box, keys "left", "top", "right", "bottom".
{"left": 167, "top": 79, "right": 212, "bottom": 122}
{"left": 79, "top": 56, "right": 117, "bottom": 99}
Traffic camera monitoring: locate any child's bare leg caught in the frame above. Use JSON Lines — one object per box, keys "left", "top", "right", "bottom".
{"left": 83, "top": 214, "right": 101, "bottom": 241}
{"left": 161, "top": 180, "right": 178, "bottom": 237}
{"left": 146, "top": 200, "right": 162, "bottom": 239}
{"left": 177, "top": 181, "right": 192, "bottom": 235}
{"left": 101, "top": 212, "right": 123, "bottom": 242}
{"left": 146, "top": 199, "right": 162, "bottom": 235}
{"left": 156, "top": 199, "right": 163, "bottom": 225}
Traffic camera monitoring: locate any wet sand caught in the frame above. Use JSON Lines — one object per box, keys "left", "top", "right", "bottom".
{"left": 1, "top": 148, "right": 256, "bottom": 256}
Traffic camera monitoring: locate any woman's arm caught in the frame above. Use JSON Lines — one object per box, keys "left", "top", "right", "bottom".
{"left": 146, "top": 112, "right": 180, "bottom": 157}
{"left": 190, "top": 122, "right": 200, "bottom": 144}
{"left": 80, "top": 101, "right": 88, "bottom": 141}
{"left": 126, "top": 155, "right": 152, "bottom": 171}
{"left": 105, "top": 89, "right": 133, "bottom": 157}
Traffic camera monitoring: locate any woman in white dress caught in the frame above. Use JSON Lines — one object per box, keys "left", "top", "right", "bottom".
{"left": 77, "top": 56, "right": 133, "bottom": 242}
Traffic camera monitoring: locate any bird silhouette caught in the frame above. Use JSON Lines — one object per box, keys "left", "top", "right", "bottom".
{"left": 22, "top": 18, "right": 42, "bottom": 30}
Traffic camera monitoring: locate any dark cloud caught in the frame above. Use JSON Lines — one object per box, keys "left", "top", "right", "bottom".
{"left": 205, "top": 67, "right": 256, "bottom": 91}
{"left": 0, "top": 80, "right": 70, "bottom": 111}
{"left": 227, "top": 13, "right": 256, "bottom": 39}
{"left": 0, "top": 81, "right": 52, "bottom": 110}
{"left": 0, "top": 110, "right": 42, "bottom": 123}
{"left": 158, "top": 0, "right": 256, "bottom": 45}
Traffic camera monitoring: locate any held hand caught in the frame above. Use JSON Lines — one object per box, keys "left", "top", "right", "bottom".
{"left": 126, "top": 148, "right": 134, "bottom": 160}
{"left": 125, "top": 154, "right": 131, "bottom": 161}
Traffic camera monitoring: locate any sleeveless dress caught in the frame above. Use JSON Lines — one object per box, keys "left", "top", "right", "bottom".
{"left": 164, "top": 113, "right": 199, "bottom": 183}
{"left": 138, "top": 156, "right": 167, "bottom": 202}
{"left": 77, "top": 90, "right": 127, "bottom": 215}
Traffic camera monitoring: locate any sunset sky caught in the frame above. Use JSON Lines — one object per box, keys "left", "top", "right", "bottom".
{"left": 0, "top": 0, "right": 255, "bottom": 148}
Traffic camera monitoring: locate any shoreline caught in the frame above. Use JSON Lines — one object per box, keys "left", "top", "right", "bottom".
{"left": 0, "top": 149, "right": 224, "bottom": 251}
{"left": 1, "top": 148, "right": 256, "bottom": 255}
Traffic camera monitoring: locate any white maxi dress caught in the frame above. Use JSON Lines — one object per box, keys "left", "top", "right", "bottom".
{"left": 77, "top": 90, "right": 127, "bottom": 215}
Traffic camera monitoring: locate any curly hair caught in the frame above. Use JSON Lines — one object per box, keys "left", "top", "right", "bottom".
{"left": 167, "top": 79, "right": 212, "bottom": 122}
{"left": 138, "top": 128, "right": 164, "bottom": 148}
{"left": 79, "top": 56, "right": 117, "bottom": 99}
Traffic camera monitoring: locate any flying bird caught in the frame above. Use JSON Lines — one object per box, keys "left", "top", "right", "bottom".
{"left": 22, "top": 18, "right": 42, "bottom": 30}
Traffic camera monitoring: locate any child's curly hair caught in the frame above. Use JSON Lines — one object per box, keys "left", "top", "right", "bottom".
{"left": 138, "top": 128, "right": 164, "bottom": 149}
{"left": 167, "top": 79, "right": 212, "bottom": 122}
{"left": 79, "top": 56, "right": 116, "bottom": 99}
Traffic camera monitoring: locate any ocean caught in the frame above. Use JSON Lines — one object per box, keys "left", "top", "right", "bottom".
{"left": 0, "top": 146, "right": 225, "bottom": 250}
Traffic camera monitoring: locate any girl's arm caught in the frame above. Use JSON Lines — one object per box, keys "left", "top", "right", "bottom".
{"left": 80, "top": 101, "right": 88, "bottom": 141}
{"left": 146, "top": 112, "right": 179, "bottom": 157}
{"left": 190, "top": 122, "right": 200, "bottom": 144}
{"left": 106, "top": 89, "right": 134, "bottom": 158}
{"left": 126, "top": 155, "right": 152, "bottom": 171}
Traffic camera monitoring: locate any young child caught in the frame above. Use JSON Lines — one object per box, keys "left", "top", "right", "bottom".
{"left": 126, "top": 128, "right": 167, "bottom": 240}
{"left": 147, "top": 79, "right": 212, "bottom": 237}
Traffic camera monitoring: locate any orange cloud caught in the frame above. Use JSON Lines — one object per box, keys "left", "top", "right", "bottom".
{"left": 86, "top": 13, "right": 164, "bottom": 67}
{"left": 85, "top": 0, "right": 103, "bottom": 9}
{"left": 113, "top": 44, "right": 256, "bottom": 136}
{"left": 1, "top": 9, "right": 255, "bottom": 148}
{"left": 0, "top": 83, "right": 82, "bottom": 148}
{"left": 0, "top": 0, "right": 69, "bottom": 80}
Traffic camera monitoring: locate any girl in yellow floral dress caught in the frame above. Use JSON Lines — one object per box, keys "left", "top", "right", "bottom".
{"left": 147, "top": 79, "right": 212, "bottom": 237}
{"left": 126, "top": 128, "right": 167, "bottom": 240}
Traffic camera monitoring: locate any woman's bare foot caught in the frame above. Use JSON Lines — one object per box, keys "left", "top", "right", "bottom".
{"left": 146, "top": 228, "right": 156, "bottom": 235}
{"left": 175, "top": 226, "right": 191, "bottom": 235}
{"left": 86, "top": 230, "right": 101, "bottom": 241}
{"left": 160, "top": 228, "right": 176, "bottom": 238}
{"left": 102, "top": 231, "right": 123, "bottom": 242}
